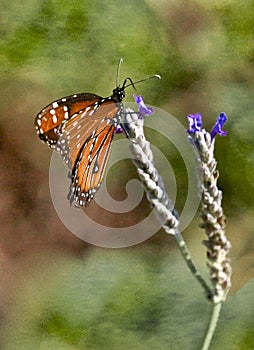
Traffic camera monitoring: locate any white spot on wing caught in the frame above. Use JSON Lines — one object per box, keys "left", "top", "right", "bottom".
{"left": 50, "top": 109, "right": 56, "bottom": 115}
{"left": 52, "top": 102, "right": 59, "bottom": 108}
{"left": 53, "top": 115, "right": 57, "bottom": 123}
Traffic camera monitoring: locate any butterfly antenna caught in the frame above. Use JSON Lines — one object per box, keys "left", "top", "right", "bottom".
{"left": 116, "top": 58, "right": 123, "bottom": 87}
{"left": 122, "top": 77, "right": 136, "bottom": 90}
{"left": 124, "top": 74, "right": 161, "bottom": 89}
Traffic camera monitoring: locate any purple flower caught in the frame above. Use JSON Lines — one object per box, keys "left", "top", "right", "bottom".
{"left": 133, "top": 94, "right": 153, "bottom": 118}
{"left": 114, "top": 124, "right": 124, "bottom": 134}
{"left": 187, "top": 113, "right": 202, "bottom": 134}
{"left": 210, "top": 112, "right": 227, "bottom": 139}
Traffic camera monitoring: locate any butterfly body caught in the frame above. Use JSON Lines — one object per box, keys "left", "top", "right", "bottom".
{"left": 35, "top": 86, "right": 126, "bottom": 206}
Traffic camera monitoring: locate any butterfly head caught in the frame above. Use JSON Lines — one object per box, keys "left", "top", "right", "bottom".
{"left": 112, "top": 85, "right": 126, "bottom": 102}
{"left": 112, "top": 77, "right": 137, "bottom": 102}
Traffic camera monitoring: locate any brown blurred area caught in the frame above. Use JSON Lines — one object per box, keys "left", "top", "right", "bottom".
{"left": 0, "top": 82, "right": 91, "bottom": 322}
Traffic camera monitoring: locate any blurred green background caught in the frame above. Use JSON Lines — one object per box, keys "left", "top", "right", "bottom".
{"left": 1, "top": 0, "right": 254, "bottom": 349}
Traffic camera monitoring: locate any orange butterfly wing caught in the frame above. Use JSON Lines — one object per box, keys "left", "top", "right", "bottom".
{"left": 58, "top": 100, "right": 120, "bottom": 168}
{"left": 58, "top": 99, "right": 121, "bottom": 206}
{"left": 35, "top": 93, "right": 102, "bottom": 148}
{"left": 35, "top": 88, "right": 123, "bottom": 206}
{"left": 71, "top": 123, "right": 116, "bottom": 205}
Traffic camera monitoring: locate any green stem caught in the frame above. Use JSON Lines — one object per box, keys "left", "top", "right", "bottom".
{"left": 174, "top": 230, "right": 213, "bottom": 299}
{"left": 201, "top": 302, "right": 222, "bottom": 350}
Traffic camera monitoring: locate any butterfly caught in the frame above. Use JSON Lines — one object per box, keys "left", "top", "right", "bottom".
{"left": 35, "top": 60, "right": 160, "bottom": 207}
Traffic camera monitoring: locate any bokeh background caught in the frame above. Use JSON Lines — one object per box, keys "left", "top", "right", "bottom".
{"left": 1, "top": 0, "right": 254, "bottom": 349}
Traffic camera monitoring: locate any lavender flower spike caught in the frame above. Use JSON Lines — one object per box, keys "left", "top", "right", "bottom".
{"left": 187, "top": 112, "right": 232, "bottom": 303}
{"left": 187, "top": 113, "right": 202, "bottom": 134}
{"left": 210, "top": 112, "right": 227, "bottom": 139}
{"left": 133, "top": 94, "right": 153, "bottom": 118}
